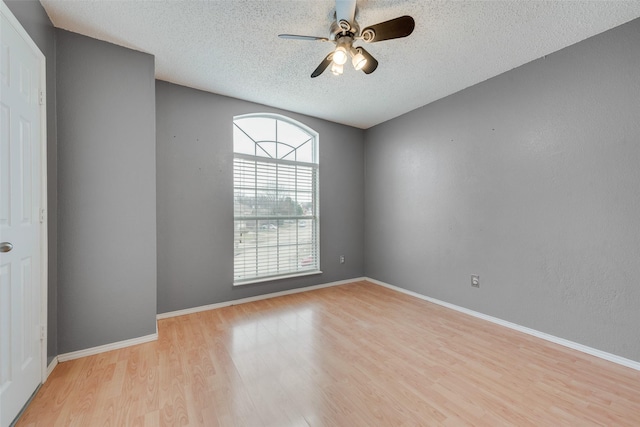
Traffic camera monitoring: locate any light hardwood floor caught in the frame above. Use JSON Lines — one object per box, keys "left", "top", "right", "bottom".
{"left": 16, "top": 281, "right": 640, "bottom": 426}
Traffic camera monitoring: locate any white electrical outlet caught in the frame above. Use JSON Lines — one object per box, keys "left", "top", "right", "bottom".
{"left": 339, "top": 255, "right": 345, "bottom": 264}
{"left": 471, "top": 275, "right": 480, "bottom": 287}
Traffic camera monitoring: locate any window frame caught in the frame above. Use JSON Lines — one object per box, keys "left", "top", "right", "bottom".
{"left": 232, "top": 113, "right": 320, "bottom": 286}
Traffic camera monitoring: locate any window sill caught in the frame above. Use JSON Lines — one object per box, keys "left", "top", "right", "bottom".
{"left": 233, "top": 270, "right": 323, "bottom": 286}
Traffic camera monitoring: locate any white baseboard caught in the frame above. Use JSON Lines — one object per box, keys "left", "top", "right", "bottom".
{"left": 55, "top": 277, "right": 638, "bottom": 371}
{"left": 57, "top": 329, "right": 158, "bottom": 362}
{"left": 45, "top": 356, "right": 58, "bottom": 380}
{"left": 157, "top": 277, "right": 366, "bottom": 320}
{"left": 366, "top": 277, "right": 640, "bottom": 372}
{"left": 54, "top": 278, "right": 364, "bottom": 364}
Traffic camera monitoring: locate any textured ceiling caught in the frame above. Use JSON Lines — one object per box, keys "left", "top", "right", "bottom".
{"left": 41, "top": 1, "right": 640, "bottom": 129}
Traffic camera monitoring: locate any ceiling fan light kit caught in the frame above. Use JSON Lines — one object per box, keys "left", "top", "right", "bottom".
{"left": 331, "top": 61, "right": 344, "bottom": 76}
{"left": 333, "top": 44, "right": 349, "bottom": 65}
{"left": 352, "top": 49, "right": 367, "bottom": 71}
{"left": 279, "top": 0, "right": 415, "bottom": 78}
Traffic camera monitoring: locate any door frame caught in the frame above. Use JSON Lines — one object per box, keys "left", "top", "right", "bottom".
{"left": 0, "top": 0, "right": 48, "bottom": 384}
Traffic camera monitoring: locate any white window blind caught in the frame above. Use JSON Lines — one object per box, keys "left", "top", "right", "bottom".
{"left": 233, "top": 114, "right": 319, "bottom": 284}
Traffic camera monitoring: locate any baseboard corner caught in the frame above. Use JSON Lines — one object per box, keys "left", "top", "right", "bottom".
{"left": 45, "top": 356, "right": 58, "bottom": 381}
{"left": 57, "top": 331, "right": 158, "bottom": 363}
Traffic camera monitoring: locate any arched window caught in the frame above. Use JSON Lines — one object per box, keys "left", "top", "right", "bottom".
{"left": 233, "top": 114, "right": 319, "bottom": 284}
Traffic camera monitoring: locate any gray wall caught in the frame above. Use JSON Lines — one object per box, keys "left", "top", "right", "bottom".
{"left": 56, "top": 30, "right": 157, "bottom": 353}
{"left": 364, "top": 19, "right": 640, "bottom": 362}
{"left": 5, "top": 0, "right": 58, "bottom": 363}
{"left": 156, "top": 81, "right": 364, "bottom": 314}
{"left": 8, "top": 0, "right": 638, "bottom": 364}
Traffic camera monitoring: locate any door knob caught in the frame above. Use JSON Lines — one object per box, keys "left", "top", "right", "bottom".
{"left": 0, "top": 242, "right": 13, "bottom": 253}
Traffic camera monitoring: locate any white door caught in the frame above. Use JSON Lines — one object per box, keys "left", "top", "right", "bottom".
{"left": 0, "top": 2, "right": 46, "bottom": 426}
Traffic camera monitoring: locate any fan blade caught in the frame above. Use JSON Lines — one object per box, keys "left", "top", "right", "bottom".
{"left": 311, "top": 53, "right": 333, "bottom": 78}
{"left": 335, "top": 0, "right": 356, "bottom": 26}
{"left": 279, "top": 34, "right": 329, "bottom": 42}
{"left": 361, "top": 15, "right": 415, "bottom": 42}
{"left": 357, "top": 47, "right": 378, "bottom": 74}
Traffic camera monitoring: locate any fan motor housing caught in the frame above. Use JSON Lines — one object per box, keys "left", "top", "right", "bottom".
{"left": 330, "top": 19, "right": 359, "bottom": 41}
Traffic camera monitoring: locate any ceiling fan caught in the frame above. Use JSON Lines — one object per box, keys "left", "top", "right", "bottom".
{"left": 279, "top": 0, "right": 415, "bottom": 78}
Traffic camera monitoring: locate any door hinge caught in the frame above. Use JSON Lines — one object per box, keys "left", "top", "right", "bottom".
{"left": 40, "top": 208, "right": 46, "bottom": 223}
{"left": 40, "top": 325, "right": 46, "bottom": 341}
{"left": 39, "top": 90, "right": 44, "bottom": 105}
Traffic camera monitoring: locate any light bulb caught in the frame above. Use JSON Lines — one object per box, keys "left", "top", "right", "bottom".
{"left": 331, "top": 62, "right": 344, "bottom": 76}
{"left": 352, "top": 52, "right": 367, "bottom": 71}
{"left": 332, "top": 46, "right": 348, "bottom": 65}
